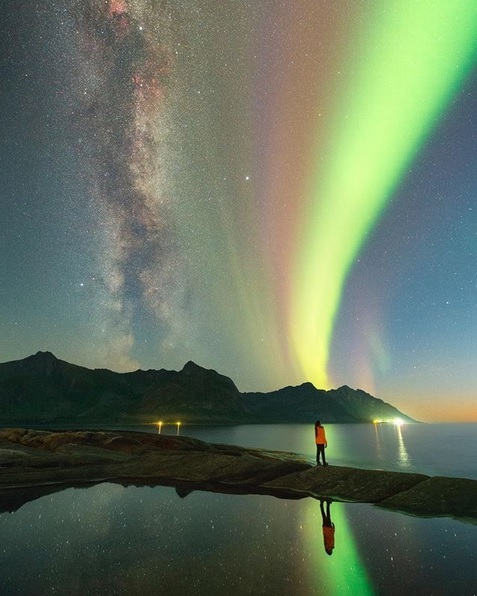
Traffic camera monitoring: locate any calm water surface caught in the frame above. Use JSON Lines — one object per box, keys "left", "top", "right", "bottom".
{"left": 1, "top": 424, "right": 476, "bottom": 595}
{"left": 149, "top": 422, "right": 477, "bottom": 480}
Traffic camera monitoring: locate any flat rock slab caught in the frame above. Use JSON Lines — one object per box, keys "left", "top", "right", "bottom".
{"left": 380, "top": 476, "right": 477, "bottom": 521}
{"left": 0, "top": 428, "right": 476, "bottom": 524}
{"left": 263, "top": 465, "right": 428, "bottom": 502}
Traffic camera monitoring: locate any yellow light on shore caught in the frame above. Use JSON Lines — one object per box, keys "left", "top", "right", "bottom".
{"left": 176, "top": 421, "right": 181, "bottom": 435}
{"left": 157, "top": 421, "right": 163, "bottom": 434}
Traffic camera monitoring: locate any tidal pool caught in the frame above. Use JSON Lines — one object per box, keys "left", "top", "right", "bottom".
{"left": 1, "top": 482, "right": 476, "bottom": 595}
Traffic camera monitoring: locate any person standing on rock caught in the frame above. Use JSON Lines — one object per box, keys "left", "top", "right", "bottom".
{"left": 314, "top": 420, "right": 328, "bottom": 466}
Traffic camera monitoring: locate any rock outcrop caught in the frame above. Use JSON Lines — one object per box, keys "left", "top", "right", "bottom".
{"left": 0, "top": 428, "right": 475, "bottom": 523}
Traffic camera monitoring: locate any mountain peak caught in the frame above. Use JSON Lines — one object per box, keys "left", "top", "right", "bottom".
{"left": 182, "top": 360, "right": 201, "bottom": 371}
{"left": 32, "top": 351, "right": 58, "bottom": 360}
{"left": 15, "top": 351, "right": 63, "bottom": 378}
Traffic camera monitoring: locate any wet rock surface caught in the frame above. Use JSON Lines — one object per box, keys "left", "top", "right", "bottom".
{"left": 0, "top": 428, "right": 475, "bottom": 523}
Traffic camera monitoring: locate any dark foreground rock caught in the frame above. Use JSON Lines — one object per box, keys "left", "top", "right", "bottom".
{"left": 0, "top": 428, "right": 475, "bottom": 523}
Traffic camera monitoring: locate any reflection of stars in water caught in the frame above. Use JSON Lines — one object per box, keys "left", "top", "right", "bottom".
{"left": 2, "top": 481, "right": 477, "bottom": 593}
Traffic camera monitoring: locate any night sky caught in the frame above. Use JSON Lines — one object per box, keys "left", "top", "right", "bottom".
{"left": 2, "top": 1, "right": 477, "bottom": 422}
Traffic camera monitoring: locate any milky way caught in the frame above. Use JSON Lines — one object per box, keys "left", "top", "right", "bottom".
{"left": 72, "top": 0, "right": 185, "bottom": 368}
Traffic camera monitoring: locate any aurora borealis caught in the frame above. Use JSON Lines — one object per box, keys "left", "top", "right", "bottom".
{"left": 2, "top": 0, "right": 477, "bottom": 422}
{"left": 292, "top": 1, "right": 477, "bottom": 391}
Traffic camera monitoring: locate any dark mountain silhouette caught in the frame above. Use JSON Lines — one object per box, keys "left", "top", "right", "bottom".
{"left": 0, "top": 352, "right": 416, "bottom": 424}
{"left": 242, "top": 383, "right": 414, "bottom": 423}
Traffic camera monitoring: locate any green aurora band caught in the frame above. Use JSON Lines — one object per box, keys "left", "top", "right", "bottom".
{"left": 291, "top": 0, "right": 477, "bottom": 389}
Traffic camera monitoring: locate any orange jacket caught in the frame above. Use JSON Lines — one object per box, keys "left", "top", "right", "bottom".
{"left": 315, "top": 425, "right": 327, "bottom": 445}
{"left": 323, "top": 524, "right": 335, "bottom": 551}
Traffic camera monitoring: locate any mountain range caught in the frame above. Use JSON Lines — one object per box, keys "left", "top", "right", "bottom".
{"left": 0, "top": 351, "right": 416, "bottom": 425}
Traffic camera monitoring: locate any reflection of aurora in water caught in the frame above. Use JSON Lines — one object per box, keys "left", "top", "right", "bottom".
{"left": 2, "top": 481, "right": 477, "bottom": 595}
{"left": 302, "top": 500, "right": 373, "bottom": 596}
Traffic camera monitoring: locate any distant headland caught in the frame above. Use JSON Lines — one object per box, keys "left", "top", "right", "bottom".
{"left": 0, "top": 351, "right": 416, "bottom": 425}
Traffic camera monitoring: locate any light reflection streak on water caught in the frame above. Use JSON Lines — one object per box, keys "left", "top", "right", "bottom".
{"left": 302, "top": 500, "right": 374, "bottom": 595}
{"left": 395, "top": 424, "right": 411, "bottom": 468}
{"left": 373, "top": 423, "right": 384, "bottom": 464}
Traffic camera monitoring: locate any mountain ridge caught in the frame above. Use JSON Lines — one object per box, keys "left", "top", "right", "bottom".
{"left": 0, "top": 351, "right": 416, "bottom": 424}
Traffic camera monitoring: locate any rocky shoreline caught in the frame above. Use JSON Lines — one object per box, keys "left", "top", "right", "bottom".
{"left": 0, "top": 428, "right": 476, "bottom": 523}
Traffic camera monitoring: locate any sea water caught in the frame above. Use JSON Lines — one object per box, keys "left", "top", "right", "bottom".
{"left": 0, "top": 424, "right": 476, "bottom": 595}
{"left": 146, "top": 422, "right": 477, "bottom": 481}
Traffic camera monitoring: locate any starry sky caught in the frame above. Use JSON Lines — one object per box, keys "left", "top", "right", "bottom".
{"left": 1, "top": 0, "right": 477, "bottom": 422}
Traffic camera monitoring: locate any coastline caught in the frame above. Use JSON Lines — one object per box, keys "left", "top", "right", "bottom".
{"left": 0, "top": 428, "right": 476, "bottom": 524}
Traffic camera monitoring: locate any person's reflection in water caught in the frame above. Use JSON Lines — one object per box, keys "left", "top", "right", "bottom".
{"left": 320, "top": 499, "right": 335, "bottom": 556}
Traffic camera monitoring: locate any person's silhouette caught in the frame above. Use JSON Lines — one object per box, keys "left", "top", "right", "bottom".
{"left": 320, "top": 499, "right": 335, "bottom": 556}
{"left": 314, "top": 420, "right": 328, "bottom": 465}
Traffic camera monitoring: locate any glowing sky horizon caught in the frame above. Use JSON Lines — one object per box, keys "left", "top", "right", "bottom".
{"left": 2, "top": 1, "right": 477, "bottom": 422}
